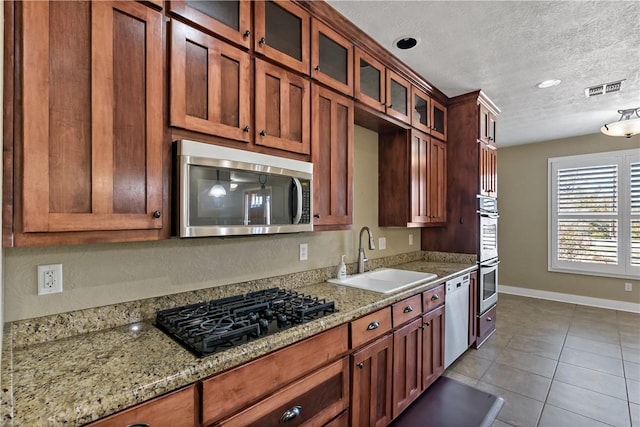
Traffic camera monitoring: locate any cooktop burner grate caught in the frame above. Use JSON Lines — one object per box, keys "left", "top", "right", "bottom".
{"left": 155, "top": 287, "right": 336, "bottom": 357}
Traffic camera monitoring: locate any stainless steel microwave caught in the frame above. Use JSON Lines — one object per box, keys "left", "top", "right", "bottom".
{"left": 177, "top": 140, "right": 313, "bottom": 237}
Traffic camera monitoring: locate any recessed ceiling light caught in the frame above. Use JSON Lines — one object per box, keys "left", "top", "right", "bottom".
{"left": 536, "top": 79, "right": 562, "bottom": 89}
{"left": 394, "top": 36, "right": 420, "bottom": 50}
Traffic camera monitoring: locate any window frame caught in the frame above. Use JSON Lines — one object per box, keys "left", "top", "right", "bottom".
{"left": 548, "top": 148, "right": 640, "bottom": 279}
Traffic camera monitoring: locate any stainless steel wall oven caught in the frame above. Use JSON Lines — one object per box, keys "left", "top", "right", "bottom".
{"left": 477, "top": 196, "right": 499, "bottom": 313}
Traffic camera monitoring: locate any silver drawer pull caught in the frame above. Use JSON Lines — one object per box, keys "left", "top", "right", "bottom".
{"left": 487, "top": 317, "right": 493, "bottom": 322}
{"left": 280, "top": 405, "right": 302, "bottom": 422}
{"left": 431, "top": 294, "right": 440, "bottom": 301}
{"left": 403, "top": 306, "right": 414, "bottom": 313}
{"left": 367, "top": 321, "right": 380, "bottom": 330}
{"left": 127, "top": 424, "right": 150, "bottom": 427}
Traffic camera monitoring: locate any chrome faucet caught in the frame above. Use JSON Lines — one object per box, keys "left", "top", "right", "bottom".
{"left": 358, "top": 226, "right": 376, "bottom": 273}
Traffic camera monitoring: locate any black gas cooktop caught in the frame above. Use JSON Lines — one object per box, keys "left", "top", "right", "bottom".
{"left": 155, "top": 287, "right": 336, "bottom": 357}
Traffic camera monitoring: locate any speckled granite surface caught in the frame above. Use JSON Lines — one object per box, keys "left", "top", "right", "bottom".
{"left": 1, "top": 254, "right": 475, "bottom": 427}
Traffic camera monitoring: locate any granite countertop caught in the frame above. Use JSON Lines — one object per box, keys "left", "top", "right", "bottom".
{"left": 1, "top": 257, "right": 475, "bottom": 426}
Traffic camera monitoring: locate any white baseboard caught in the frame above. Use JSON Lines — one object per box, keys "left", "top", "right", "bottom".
{"left": 499, "top": 284, "right": 640, "bottom": 314}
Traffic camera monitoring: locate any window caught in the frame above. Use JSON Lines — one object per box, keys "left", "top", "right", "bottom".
{"left": 549, "top": 149, "right": 639, "bottom": 278}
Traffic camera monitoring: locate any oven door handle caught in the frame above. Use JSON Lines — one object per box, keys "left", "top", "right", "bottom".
{"left": 481, "top": 259, "right": 501, "bottom": 268}
{"left": 477, "top": 211, "right": 500, "bottom": 219}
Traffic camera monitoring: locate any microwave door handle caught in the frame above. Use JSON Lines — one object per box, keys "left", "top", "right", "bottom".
{"left": 291, "top": 178, "right": 303, "bottom": 225}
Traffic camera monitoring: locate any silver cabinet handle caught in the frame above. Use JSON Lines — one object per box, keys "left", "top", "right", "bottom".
{"left": 367, "top": 321, "right": 380, "bottom": 330}
{"left": 280, "top": 405, "right": 302, "bottom": 422}
{"left": 127, "top": 424, "right": 150, "bottom": 427}
{"left": 403, "top": 306, "right": 414, "bottom": 313}
{"left": 356, "top": 362, "right": 364, "bottom": 368}
{"left": 431, "top": 294, "right": 440, "bottom": 301}
{"left": 487, "top": 317, "right": 493, "bottom": 322}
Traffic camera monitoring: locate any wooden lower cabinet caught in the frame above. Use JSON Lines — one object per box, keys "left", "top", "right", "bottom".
{"left": 201, "top": 325, "right": 348, "bottom": 425}
{"left": 392, "top": 318, "right": 422, "bottom": 418}
{"left": 351, "top": 334, "right": 394, "bottom": 427}
{"left": 86, "top": 385, "right": 198, "bottom": 427}
{"left": 476, "top": 304, "right": 497, "bottom": 347}
{"left": 217, "top": 357, "right": 349, "bottom": 427}
{"left": 421, "top": 305, "right": 445, "bottom": 390}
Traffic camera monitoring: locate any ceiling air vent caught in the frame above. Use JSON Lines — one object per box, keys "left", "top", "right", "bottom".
{"left": 585, "top": 80, "right": 625, "bottom": 97}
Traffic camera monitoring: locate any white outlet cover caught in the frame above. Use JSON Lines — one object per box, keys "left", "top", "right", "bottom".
{"left": 299, "top": 243, "right": 308, "bottom": 261}
{"left": 37, "top": 264, "right": 63, "bottom": 295}
{"left": 378, "top": 237, "right": 386, "bottom": 250}
{"left": 409, "top": 234, "right": 414, "bottom": 245}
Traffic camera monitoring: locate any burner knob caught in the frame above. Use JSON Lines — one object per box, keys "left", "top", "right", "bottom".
{"left": 277, "top": 313, "right": 288, "bottom": 328}
{"left": 258, "top": 318, "right": 269, "bottom": 334}
{"left": 264, "top": 308, "right": 275, "bottom": 320}
{"left": 248, "top": 312, "right": 259, "bottom": 323}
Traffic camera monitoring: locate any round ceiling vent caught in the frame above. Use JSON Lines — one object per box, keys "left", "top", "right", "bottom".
{"left": 394, "top": 36, "right": 420, "bottom": 50}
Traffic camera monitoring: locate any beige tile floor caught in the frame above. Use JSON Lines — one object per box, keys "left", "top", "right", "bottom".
{"left": 444, "top": 293, "right": 640, "bottom": 427}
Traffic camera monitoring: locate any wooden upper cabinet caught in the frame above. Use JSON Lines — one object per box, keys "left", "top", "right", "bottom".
{"left": 354, "top": 47, "right": 386, "bottom": 113}
{"left": 386, "top": 70, "right": 411, "bottom": 124}
{"left": 479, "top": 103, "right": 497, "bottom": 146}
{"left": 411, "top": 87, "right": 431, "bottom": 134}
{"left": 168, "top": 0, "right": 252, "bottom": 49}
{"left": 20, "top": 1, "right": 164, "bottom": 238}
{"left": 312, "top": 85, "right": 354, "bottom": 230}
{"left": 430, "top": 98, "right": 447, "bottom": 141}
{"left": 255, "top": 58, "right": 311, "bottom": 155}
{"left": 254, "top": 0, "right": 310, "bottom": 75}
{"left": 170, "top": 19, "right": 252, "bottom": 143}
{"left": 427, "top": 138, "right": 447, "bottom": 223}
{"left": 311, "top": 19, "right": 353, "bottom": 96}
{"left": 379, "top": 129, "right": 446, "bottom": 227}
{"left": 480, "top": 142, "right": 497, "bottom": 197}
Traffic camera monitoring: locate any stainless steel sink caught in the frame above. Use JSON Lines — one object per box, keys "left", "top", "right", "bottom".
{"left": 327, "top": 268, "right": 437, "bottom": 294}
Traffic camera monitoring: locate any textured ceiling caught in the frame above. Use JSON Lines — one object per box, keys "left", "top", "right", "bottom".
{"left": 327, "top": 0, "right": 640, "bottom": 146}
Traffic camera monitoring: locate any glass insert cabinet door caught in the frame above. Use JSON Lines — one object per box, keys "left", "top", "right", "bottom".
{"left": 386, "top": 70, "right": 411, "bottom": 124}
{"left": 311, "top": 19, "right": 353, "bottom": 96}
{"left": 254, "top": 0, "right": 310, "bottom": 75}
{"left": 169, "top": 1, "right": 251, "bottom": 48}
{"left": 354, "top": 48, "right": 385, "bottom": 113}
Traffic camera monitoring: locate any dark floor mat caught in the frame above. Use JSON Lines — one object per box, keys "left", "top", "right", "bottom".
{"left": 389, "top": 376, "right": 504, "bottom": 427}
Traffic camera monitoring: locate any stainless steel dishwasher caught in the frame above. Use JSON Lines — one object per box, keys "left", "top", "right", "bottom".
{"left": 444, "top": 273, "right": 470, "bottom": 368}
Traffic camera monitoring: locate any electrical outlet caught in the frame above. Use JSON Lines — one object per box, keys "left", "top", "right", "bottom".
{"left": 378, "top": 237, "right": 386, "bottom": 250}
{"left": 409, "top": 234, "right": 414, "bottom": 246}
{"left": 37, "top": 264, "right": 63, "bottom": 295}
{"left": 625, "top": 282, "right": 633, "bottom": 292}
{"left": 299, "top": 243, "right": 308, "bottom": 261}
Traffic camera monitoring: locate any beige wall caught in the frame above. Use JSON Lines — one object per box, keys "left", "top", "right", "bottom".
{"left": 3, "top": 126, "right": 420, "bottom": 321}
{"left": 498, "top": 132, "right": 640, "bottom": 303}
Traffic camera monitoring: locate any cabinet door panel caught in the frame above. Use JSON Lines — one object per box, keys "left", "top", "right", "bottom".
{"left": 255, "top": 59, "right": 310, "bottom": 154}
{"left": 354, "top": 48, "right": 385, "bottom": 113}
{"left": 22, "top": 1, "right": 163, "bottom": 233}
{"left": 410, "top": 131, "right": 429, "bottom": 224}
{"left": 351, "top": 334, "right": 393, "bottom": 427}
{"left": 479, "top": 143, "right": 497, "bottom": 197}
{"left": 392, "top": 318, "right": 423, "bottom": 418}
{"left": 254, "top": 0, "right": 310, "bottom": 75}
{"left": 427, "top": 139, "right": 447, "bottom": 223}
{"left": 169, "top": 0, "right": 251, "bottom": 49}
{"left": 430, "top": 99, "right": 447, "bottom": 141}
{"left": 386, "top": 70, "right": 411, "bottom": 124}
{"left": 311, "top": 19, "right": 353, "bottom": 96}
{"left": 411, "top": 87, "right": 431, "bottom": 134}
{"left": 422, "top": 305, "right": 445, "bottom": 390}
{"left": 312, "top": 85, "right": 353, "bottom": 229}
{"left": 170, "top": 20, "right": 251, "bottom": 143}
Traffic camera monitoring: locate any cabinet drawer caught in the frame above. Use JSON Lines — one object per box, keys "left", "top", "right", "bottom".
{"left": 87, "top": 385, "right": 197, "bottom": 427}
{"left": 350, "top": 307, "right": 392, "bottom": 349}
{"left": 202, "top": 324, "right": 348, "bottom": 424}
{"left": 477, "top": 304, "right": 497, "bottom": 345}
{"left": 422, "top": 284, "right": 445, "bottom": 312}
{"left": 392, "top": 294, "right": 422, "bottom": 327}
{"left": 218, "top": 357, "right": 349, "bottom": 427}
